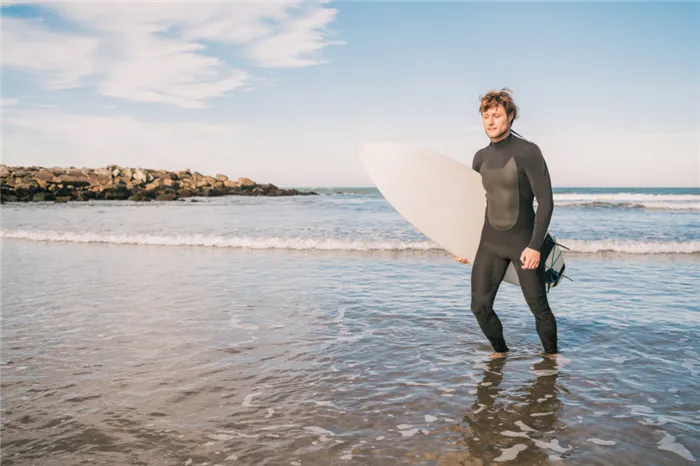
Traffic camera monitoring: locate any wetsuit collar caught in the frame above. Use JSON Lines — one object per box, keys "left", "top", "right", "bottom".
{"left": 490, "top": 131, "right": 514, "bottom": 148}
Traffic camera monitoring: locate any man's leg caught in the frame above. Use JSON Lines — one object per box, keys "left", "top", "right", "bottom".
{"left": 514, "top": 259, "right": 558, "bottom": 354}
{"left": 470, "top": 247, "right": 511, "bottom": 354}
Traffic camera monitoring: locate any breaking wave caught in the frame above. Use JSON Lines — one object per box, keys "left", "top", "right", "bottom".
{"left": 546, "top": 193, "right": 700, "bottom": 211}
{"left": 553, "top": 193, "right": 699, "bottom": 203}
{"left": 0, "top": 230, "right": 438, "bottom": 252}
{"left": 2, "top": 230, "right": 698, "bottom": 255}
{"left": 553, "top": 201, "right": 699, "bottom": 211}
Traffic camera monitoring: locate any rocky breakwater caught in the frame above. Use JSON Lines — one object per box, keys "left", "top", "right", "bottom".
{"left": 0, "top": 165, "right": 316, "bottom": 203}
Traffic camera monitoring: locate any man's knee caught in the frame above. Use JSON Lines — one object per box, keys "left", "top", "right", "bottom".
{"left": 524, "top": 294, "right": 553, "bottom": 316}
{"left": 471, "top": 293, "right": 494, "bottom": 318}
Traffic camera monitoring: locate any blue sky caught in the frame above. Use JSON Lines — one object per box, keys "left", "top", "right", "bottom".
{"left": 2, "top": 1, "right": 698, "bottom": 187}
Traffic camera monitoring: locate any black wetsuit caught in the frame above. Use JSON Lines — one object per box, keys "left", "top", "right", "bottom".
{"left": 471, "top": 132, "right": 558, "bottom": 354}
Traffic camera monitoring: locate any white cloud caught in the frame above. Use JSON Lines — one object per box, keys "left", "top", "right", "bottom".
{"left": 247, "top": 6, "right": 345, "bottom": 68}
{"left": 1, "top": 2, "right": 343, "bottom": 108}
{"left": 1, "top": 17, "right": 99, "bottom": 89}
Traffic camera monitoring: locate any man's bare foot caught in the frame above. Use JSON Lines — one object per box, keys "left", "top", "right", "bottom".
{"left": 544, "top": 352, "right": 559, "bottom": 358}
{"left": 490, "top": 352, "right": 508, "bottom": 360}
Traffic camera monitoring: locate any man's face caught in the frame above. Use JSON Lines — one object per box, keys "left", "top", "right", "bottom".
{"left": 481, "top": 104, "right": 512, "bottom": 141}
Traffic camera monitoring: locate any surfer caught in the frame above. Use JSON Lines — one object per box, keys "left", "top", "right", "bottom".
{"left": 453, "top": 88, "right": 558, "bottom": 359}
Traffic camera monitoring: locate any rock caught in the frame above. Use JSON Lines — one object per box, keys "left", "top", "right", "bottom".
{"left": 0, "top": 165, "right": 317, "bottom": 202}
{"left": 236, "top": 177, "right": 255, "bottom": 188}
{"left": 200, "top": 187, "right": 225, "bottom": 197}
{"left": 145, "top": 179, "right": 164, "bottom": 191}
{"left": 58, "top": 175, "right": 91, "bottom": 186}
{"left": 32, "top": 192, "right": 52, "bottom": 202}
{"left": 104, "top": 184, "right": 132, "bottom": 200}
{"left": 87, "top": 172, "right": 111, "bottom": 184}
{"left": 133, "top": 169, "right": 149, "bottom": 184}
{"left": 12, "top": 169, "right": 30, "bottom": 178}
{"left": 258, "top": 183, "right": 278, "bottom": 194}
{"left": 35, "top": 169, "right": 55, "bottom": 182}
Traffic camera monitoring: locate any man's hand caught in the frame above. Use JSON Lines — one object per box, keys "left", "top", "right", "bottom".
{"left": 520, "top": 247, "right": 540, "bottom": 270}
{"left": 453, "top": 255, "right": 469, "bottom": 264}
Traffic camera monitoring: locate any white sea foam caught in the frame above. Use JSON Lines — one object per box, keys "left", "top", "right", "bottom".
{"left": 515, "top": 421, "right": 536, "bottom": 432}
{"left": 553, "top": 193, "right": 700, "bottom": 203}
{"left": 588, "top": 438, "right": 616, "bottom": 446}
{"left": 657, "top": 431, "right": 696, "bottom": 462}
{"left": 547, "top": 192, "right": 700, "bottom": 210}
{"left": 260, "top": 424, "right": 298, "bottom": 431}
{"left": 533, "top": 439, "right": 571, "bottom": 453}
{"left": 0, "top": 229, "right": 438, "bottom": 252}
{"left": 557, "top": 239, "right": 700, "bottom": 255}
{"left": 3, "top": 229, "right": 698, "bottom": 255}
{"left": 555, "top": 200, "right": 700, "bottom": 211}
{"left": 502, "top": 430, "right": 531, "bottom": 438}
{"left": 207, "top": 433, "right": 235, "bottom": 441}
{"left": 229, "top": 316, "right": 259, "bottom": 331}
{"left": 494, "top": 444, "right": 528, "bottom": 462}
{"left": 304, "top": 426, "right": 335, "bottom": 436}
{"left": 242, "top": 391, "right": 263, "bottom": 407}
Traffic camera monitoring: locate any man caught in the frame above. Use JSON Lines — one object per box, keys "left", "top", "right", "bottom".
{"left": 453, "top": 88, "right": 558, "bottom": 359}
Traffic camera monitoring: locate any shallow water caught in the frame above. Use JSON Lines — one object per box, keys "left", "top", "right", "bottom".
{"left": 2, "top": 238, "right": 698, "bottom": 465}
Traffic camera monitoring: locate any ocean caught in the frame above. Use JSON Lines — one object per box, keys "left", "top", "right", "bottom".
{"left": 1, "top": 187, "right": 699, "bottom": 465}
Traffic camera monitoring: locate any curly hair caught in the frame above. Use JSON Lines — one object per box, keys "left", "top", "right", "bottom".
{"left": 479, "top": 88, "right": 519, "bottom": 124}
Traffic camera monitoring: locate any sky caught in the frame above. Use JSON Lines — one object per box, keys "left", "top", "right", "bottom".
{"left": 1, "top": 1, "right": 698, "bottom": 188}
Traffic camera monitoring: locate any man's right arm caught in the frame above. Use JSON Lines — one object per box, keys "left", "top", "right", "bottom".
{"left": 472, "top": 150, "right": 485, "bottom": 172}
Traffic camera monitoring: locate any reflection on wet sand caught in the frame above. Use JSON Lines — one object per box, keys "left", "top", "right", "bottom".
{"left": 428, "top": 356, "right": 568, "bottom": 465}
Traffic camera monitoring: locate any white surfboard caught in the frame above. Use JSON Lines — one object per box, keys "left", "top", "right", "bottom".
{"left": 358, "top": 142, "right": 567, "bottom": 288}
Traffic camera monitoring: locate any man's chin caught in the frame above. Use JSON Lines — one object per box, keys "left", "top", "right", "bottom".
{"left": 488, "top": 129, "right": 508, "bottom": 141}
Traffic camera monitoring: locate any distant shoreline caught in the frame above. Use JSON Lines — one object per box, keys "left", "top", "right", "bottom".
{"left": 0, "top": 165, "right": 317, "bottom": 203}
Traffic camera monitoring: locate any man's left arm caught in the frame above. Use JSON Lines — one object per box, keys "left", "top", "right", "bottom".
{"left": 523, "top": 145, "right": 554, "bottom": 251}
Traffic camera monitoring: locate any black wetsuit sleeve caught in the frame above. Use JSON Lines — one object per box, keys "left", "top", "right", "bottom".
{"left": 521, "top": 145, "right": 554, "bottom": 250}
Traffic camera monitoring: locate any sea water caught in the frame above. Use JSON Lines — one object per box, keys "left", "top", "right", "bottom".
{"left": 1, "top": 187, "right": 698, "bottom": 465}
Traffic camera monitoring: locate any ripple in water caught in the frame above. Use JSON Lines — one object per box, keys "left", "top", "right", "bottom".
{"left": 1, "top": 241, "right": 699, "bottom": 465}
